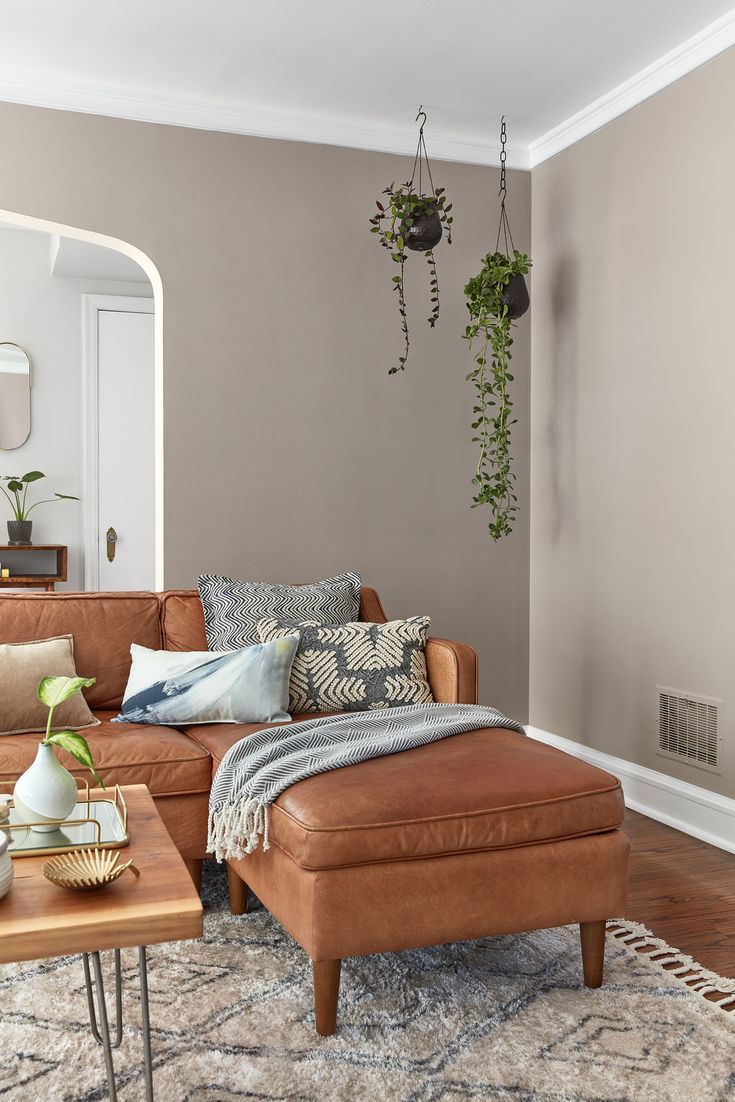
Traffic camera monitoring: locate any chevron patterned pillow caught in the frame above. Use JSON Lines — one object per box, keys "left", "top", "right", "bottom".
{"left": 257, "top": 616, "right": 434, "bottom": 713}
{"left": 198, "top": 571, "right": 360, "bottom": 651}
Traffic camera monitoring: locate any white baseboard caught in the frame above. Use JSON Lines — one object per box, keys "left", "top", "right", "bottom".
{"left": 527, "top": 726, "right": 735, "bottom": 856}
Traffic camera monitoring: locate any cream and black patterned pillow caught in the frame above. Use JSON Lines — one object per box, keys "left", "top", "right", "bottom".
{"left": 257, "top": 617, "right": 434, "bottom": 713}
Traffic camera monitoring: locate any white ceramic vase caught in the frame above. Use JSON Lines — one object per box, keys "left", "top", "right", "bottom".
{"left": 0, "top": 831, "right": 13, "bottom": 900}
{"left": 13, "top": 744, "right": 78, "bottom": 832}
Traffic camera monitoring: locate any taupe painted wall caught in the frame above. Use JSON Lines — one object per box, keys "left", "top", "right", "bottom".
{"left": 530, "top": 49, "right": 735, "bottom": 796}
{"left": 0, "top": 102, "right": 531, "bottom": 720}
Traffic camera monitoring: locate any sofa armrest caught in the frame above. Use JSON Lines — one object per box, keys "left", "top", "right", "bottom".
{"left": 425, "top": 638, "right": 478, "bottom": 705}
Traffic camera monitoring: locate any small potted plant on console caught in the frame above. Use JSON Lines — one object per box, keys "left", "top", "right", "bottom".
{"left": 0, "top": 471, "right": 78, "bottom": 544}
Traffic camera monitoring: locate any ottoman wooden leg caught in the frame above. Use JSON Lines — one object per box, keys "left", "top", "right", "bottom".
{"left": 580, "top": 920, "right": 606, "bottom": 988}
{"left": 313, "top": 959, "right": 341, "bottom": 1036}
{"left": 227, "top": 865, "right": 249, "bottom": 915}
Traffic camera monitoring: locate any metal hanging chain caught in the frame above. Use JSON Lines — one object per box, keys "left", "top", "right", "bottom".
{"left": 495, "top": 115, "right": 516, "bottom": 254}
{"left": 498, "top": 115, "right": 507, "bottom": 203}
{"left": 409, "top": 106, "right": 436, "bottom": 197}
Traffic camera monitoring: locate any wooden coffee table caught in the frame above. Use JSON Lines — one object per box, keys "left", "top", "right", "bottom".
{"left": 0, "top": 784, "right": 203, "bottom": 1100}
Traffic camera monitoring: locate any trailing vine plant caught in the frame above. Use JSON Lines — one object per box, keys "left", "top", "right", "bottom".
{"left": 462, "top": 116, "right": 531, "bottom": 540}
{"left": 463, "top": 250, "right": 531, "bottom": 539}
{"left": 369, "top": 109, "right": 453, "bottom": 374}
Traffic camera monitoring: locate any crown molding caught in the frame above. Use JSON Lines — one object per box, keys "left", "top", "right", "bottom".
{"left": 0, "top": 74, "right": 529, "bottom": 170}
{"left": 529, "top": 8, "right": 735, "bottom": 167}
{"left": 1, "top": 7, "right": 733, "bottom": 175}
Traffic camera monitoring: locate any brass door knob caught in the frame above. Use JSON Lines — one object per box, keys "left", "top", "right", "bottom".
{"left": 106, "top": 527, "right": 118, "bottom": 563}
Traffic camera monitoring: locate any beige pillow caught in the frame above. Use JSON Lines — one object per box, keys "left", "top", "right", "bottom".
{"left": 0, "top": 635, "right": 100, "bottom": 736}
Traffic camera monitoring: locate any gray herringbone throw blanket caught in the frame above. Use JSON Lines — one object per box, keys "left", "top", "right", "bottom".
{"left": 207, "top": 702, "right": 524, "bottom": 860}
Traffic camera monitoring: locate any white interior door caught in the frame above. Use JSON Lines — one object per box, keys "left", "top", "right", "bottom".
{"left": 86, "top": 298, "right": 155, "bottom": 591}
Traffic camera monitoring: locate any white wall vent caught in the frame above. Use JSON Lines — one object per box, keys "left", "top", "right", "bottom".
{"left": 657, "top": 686, "right": 722, "bottom": 774}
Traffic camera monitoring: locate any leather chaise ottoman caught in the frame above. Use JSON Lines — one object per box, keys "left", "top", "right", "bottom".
{"left": 224, "top": 726, "right": 629, "bottom": 1034}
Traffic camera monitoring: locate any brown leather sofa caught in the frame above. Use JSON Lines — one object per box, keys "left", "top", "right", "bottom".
{"left": 0, "top": 587, "right": 629, "bottom": 1035}
{"left": 0, "top": 587, "right": 472, "bottom": 867}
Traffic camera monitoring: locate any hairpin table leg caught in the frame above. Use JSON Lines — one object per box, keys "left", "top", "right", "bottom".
{"left": 139, "top": 947, "right": 153, "bottom": 1102}
{"left": 81, "top": 947, "right": 154, "bottom": 1101}
{"left": 83, "top": 949, "right": 123, "bottom": 1048}
{"left": 83, "top": 951, "right": 119, "bottom": 1102}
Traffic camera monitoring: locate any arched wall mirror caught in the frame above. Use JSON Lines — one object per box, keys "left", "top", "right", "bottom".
{"left": 0, "top": 343, "right": 31, "bottom": 450}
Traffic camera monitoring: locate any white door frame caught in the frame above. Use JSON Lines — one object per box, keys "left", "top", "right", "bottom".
{"left": 82, "top": 294, "right": 158, "bottom": 592}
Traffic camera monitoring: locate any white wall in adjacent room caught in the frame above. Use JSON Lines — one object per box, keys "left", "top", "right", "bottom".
{"left": 0, "top": 225, "right": 151, "bottom": 590}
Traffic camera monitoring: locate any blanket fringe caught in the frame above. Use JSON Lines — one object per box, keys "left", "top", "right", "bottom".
{"left": 608, "top": 918, "right": 735, "bottom": 1012}
{"left": 207, "top": 798, "right": 270, "bottom": 862}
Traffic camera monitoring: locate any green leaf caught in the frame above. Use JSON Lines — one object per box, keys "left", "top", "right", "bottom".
{"left": 45, "top": 730, "right": 105, "bottom": 789}
{"left": 7, "top": 480, "right": 23, "bottom": 492}
{"left": 20, "top": 471, "right": 45, "bottom": 483}
{"left": 38, "top": 675, "right": 96, "bottom": 709}
{"left": 54, "top": 493, "right": 79, "bottom": 500}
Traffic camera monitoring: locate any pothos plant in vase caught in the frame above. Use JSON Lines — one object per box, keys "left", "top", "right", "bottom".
{"left": 13, "top": 677, "right": 104, "bottom": 832}
{"left": 369, "top": 108, "right": 453, "bottom": 373}
{"left": 1, "top": 470, "right": 78, "bottom": 545}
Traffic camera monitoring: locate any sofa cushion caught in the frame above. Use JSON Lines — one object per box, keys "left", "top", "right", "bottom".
{"left": 160, "top": 591, "right": 208, "bottom": 651}
{"left": 0, "top": 712, "right": 211, "bottom": 797}
{"left": 190, "top": 721, "right": 624, "bottom": 870}
{"left": 0, "top": 593, "right": 161, "bottom": 710}
{"left": 270, "top": 730, "right": 624, "bottom": 869}
{"left": 184, "top": 714, "right": 342, "bottom": 774}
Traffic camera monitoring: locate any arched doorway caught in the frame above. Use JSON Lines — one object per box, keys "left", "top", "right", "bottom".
{"left": 0, "top": 209, "right": 164, "bottom": 590}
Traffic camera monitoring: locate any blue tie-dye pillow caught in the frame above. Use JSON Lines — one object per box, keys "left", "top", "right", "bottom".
{"left": 113, "top": 636, "right": 299, "bottom": 726}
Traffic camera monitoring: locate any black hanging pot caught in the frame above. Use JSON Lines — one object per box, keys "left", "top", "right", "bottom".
{"left": 502, "top": 273, "right": 530, "bottom": 319}
{"left": 401, "top": 206, "right": 443, "bottom": 252}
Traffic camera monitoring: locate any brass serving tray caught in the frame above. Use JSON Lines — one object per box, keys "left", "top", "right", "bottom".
{"left": 0, "top": 784, "right": 129, "bottom": 858}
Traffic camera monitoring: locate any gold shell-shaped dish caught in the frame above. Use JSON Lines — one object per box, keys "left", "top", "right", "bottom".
{"left": 42, "top": 848, "right": 140, "bottom": 891}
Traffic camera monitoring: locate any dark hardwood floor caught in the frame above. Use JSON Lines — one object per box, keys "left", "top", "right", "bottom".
{"left": 621, "top": 808, "right": 735, "bottom": 978}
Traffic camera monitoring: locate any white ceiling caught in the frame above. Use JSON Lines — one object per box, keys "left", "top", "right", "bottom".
{"left": 0, "top": 0, "right": 734, "bottom": 167}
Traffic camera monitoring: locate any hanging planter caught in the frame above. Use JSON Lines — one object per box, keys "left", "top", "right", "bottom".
{"left": 463, "top": 117, "right": 532, "bottom": 540}
{"left": 369, "top": 108, "right": 453, "bottom": 374}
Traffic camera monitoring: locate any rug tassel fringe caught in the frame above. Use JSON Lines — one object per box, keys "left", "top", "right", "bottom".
{"left": 607, "top": 918, "right": 735, "bottom": 1010}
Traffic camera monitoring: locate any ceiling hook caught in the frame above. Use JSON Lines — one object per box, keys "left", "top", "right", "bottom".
{"left": 415, "top": 105, "right": 427, "bottom": 131}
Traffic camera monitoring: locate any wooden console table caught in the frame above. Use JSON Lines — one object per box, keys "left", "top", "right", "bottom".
{"left": 0, "top": 544, "right": 67, "bottom": 591}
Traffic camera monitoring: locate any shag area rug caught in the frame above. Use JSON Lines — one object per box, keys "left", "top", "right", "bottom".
{"left": 1, "top": 862, "right": 733, "bottom": 1102}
